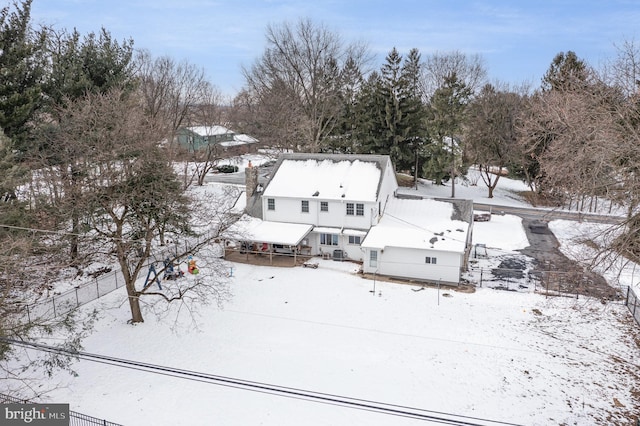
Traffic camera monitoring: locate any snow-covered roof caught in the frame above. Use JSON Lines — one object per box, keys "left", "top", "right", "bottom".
{"left": 342, "top": 228, "right": 367, "bottom": 237}
{"left": 187, "top": 125, "right": 232, "bottom": 136}
{"left": 219, "top": 140, "right": 249, "bottom": 147}
{"left": 262, "top": 155, "right": 384, "bottom": 202}
{"left": 228, "top": 216, "right": 312, "bottom": 245}
{"left": 311, "top": 226, "right": 367, "bottom": 237}
{"left": 234, "top": 134, "right": 258, "bottom": 143}
{"left": 313, "top": 226, "right": 342, "bottom": 234}
{"left": 361, "top": 198, "right": 469, "bottom": 253}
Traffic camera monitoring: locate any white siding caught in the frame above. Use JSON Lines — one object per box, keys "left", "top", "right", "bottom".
{"left": 263, "top": 197, "right": 374, "bottom": 230}
{"left": 362, "top": 247, "right": 462, "bottom": 285}
{"left": 305, "top": 232, "right": 364, "bottom": 261}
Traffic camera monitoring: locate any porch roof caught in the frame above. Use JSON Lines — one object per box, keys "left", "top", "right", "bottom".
{"left": 228, "top": 217, "right": 312, "bottom": 246}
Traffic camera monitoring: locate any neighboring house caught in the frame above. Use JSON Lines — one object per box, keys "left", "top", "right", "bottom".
{"left": 242, "top": 153, "right": 473, "bottom": 285}
{"left": 175, "top": 126, "right": 258, "bottom": 155}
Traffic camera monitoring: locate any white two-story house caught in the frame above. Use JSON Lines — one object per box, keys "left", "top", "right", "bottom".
{"left": 243, "top": 153, "right": 473, "bottom": 285}
{"left": 256, "top": 153, "right": 397, "bottom": 261}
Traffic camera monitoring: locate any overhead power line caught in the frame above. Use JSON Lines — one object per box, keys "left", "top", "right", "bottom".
{"left": 2, "top": 338, "right": 522, "bottom": 426}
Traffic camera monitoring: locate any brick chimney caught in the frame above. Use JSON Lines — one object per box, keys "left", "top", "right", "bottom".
{"left": 245, "top": 161, "right": 259, "bottom": 205}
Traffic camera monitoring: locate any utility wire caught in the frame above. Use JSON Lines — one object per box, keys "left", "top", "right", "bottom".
{"left": 2, "top": 338, "right": 522, "bottom": 426}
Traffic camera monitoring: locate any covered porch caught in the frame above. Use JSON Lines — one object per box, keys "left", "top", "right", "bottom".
{"left": 224, "top": 218, "right": 313, "bottom": 266}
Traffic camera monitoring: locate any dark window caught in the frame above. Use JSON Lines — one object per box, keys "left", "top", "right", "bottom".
{"left": 267, "top": 198, "right": 275, "bottom": 211}
{"left": 320, "top": 201, "right": 328, "bottom": 212}
{"left": 301, "top": 200, "right": 309, "bottom": 213}
{"left": 356, "top": 203, "right": 364, "bottom": 216}
{"left": 346, "top": 203, "right": 354, "bottom": 215}
{"left": 320, "top": 233, "right": 338, "bottom": 246}
{"left": 348, "top": 235, "right": 361, "bottom": 245}
{"left": 425, "top": 257, "right": 437, "bottom": 264}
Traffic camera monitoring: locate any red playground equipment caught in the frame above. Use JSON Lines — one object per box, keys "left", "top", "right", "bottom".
{"left": 188, "top": 257, "right": 199, "bottom": 275}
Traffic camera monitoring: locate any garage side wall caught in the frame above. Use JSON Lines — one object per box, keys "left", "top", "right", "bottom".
{"left": 363, "top": 247, "right": 462, "bottom": 285}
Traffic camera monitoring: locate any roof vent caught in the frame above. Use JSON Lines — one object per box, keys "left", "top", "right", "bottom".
{"left": 312, "top": 191, "right": 319, "bottom": 197}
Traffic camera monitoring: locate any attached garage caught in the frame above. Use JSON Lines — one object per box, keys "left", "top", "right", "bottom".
{"left": 360, "top": 198, "right": 471, "bottom": 285}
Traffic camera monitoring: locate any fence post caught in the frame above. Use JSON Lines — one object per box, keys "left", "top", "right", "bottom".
{"left": 75, "top": 287, "right": 79, "bottom": 307}
{"left": 96, "top": 277, "right": 100, "bottom": 298}
{"left": 52, "top": 297, "right": 56, "bottom": 318}
{"left": 626, "top": 286, "right": 630, "bottom": 306}
{"left": 26, "top": 304, "right": 31, "bottom": 323}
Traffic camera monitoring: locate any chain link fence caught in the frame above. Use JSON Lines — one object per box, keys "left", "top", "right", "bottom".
{"left": 23, "top": 269, "right": 125, "bottom": 323}
{"left": 0, "top": 393, "right": 123, "bottom": 426}
{"left": 625, "top": 286, "right": 640, "bottom": 327}
{"left": 21, "top": 234, "right": 216, "bottom": 324}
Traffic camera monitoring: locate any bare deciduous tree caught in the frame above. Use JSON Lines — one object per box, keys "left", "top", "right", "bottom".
{"left": 517, "top": 69, "right": 617, "bottom": 208}
{"left": 51, "top": 88, "right": 232, "bottom": 323}
{"left": 465, "top": 83, "right": 524, "bottom": 198}
{"left": 242, "top": 18, "right": 371, "bottom": 152}
{"left": 134, "top": 50, "right": 213, "bottom": 148}
{"left": 421, "top": 51, "right": 487, "bottom": 101}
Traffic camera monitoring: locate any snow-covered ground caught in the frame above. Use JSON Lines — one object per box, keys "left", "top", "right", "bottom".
{"left": 8, "top": 156, "right": 640, "bottom": 425}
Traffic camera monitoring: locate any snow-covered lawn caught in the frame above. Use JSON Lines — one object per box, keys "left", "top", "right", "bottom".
{"left": 9, "top": 158, "right": 639, "bottom": 425}
{"left": 33, "top": 222, "right": 639, "bottom": 425}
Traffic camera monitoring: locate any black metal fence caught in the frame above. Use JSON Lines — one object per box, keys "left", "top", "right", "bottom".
{"left": 625, "top": 286, "right": 640, "bottom": 327}
{"left": 468, "top": 266, "right": 589, "bottom": 293}
{"left": 466, "top": 266, "right": 622, "bottom": 300}
{"left": 0, "top": 393, "right": 122, "bottom": 426}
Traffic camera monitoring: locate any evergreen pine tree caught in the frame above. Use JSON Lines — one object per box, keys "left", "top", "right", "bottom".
{"left": 541, "top": 51, "right": 589, "bottom": 92}
{"left": 400, "top": 48, "right": 428, "bottom": 182}
{"left": 43, "top": 27, "right": 135, "bottom": 116}
{"left": 424, "top": 73, "right": 471, "bottom": 190}
{"left": 327, "top": 57, "right": 363, "bottom": 153}
{"left": 0, "top": 0, "right": 45, "bottom": 155}
{"left": 353, "top": 71, "right": 387, "bottom": 154}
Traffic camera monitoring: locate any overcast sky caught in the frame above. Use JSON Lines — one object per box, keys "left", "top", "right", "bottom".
{"left": 30, "top": 0, "right": 640, "bottom": 99}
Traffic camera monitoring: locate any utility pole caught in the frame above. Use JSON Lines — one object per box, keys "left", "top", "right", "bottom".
{"left": 450, "top": 135, "right": 455, "bottom": 198}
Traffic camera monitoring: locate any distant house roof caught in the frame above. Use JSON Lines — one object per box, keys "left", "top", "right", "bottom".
{"left": 234, "top": 134, "right": 258, "bottom": 144}
{"left": 219, "top": 134, "right": 259, "bottom": 148}
{"left": 187, "top": 126, "right": 232, "bottom": 136}
{"left": 262, "top": 153, "right": 390, "bottom": 202}
{"left": 361, "top": 198, "right": 469, "bottom": 253}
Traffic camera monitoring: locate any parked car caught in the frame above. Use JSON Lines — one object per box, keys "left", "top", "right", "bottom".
{"left": 217, "top": 164, "right": 239, "bottom": 173}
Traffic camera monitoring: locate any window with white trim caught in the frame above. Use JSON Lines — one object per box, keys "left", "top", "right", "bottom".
{"left": 356, "top": 203, "right": 364, "bottom": 216}
{"left": 346, "top": 203, "right": 354, "bottom": 215}
{"left": 267, "top": 198, "right": 275, "bottom": 211}
{"left": 425, "top": 257, "right": 437, "bottom": 264}
{"left": 301, "top": 200, "right": 309, "bottom": 213}
{"left": 348, "top": 235, "right": 361, "bottom": 245}
{"left": 320, "top": 233, "right": 339, "bottom": 246}
{"left": 320, "top": 201, "right": 328, "bottom": 212}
